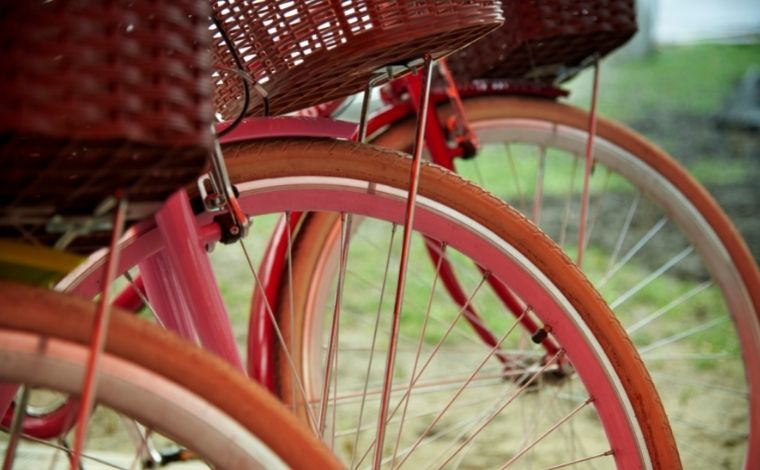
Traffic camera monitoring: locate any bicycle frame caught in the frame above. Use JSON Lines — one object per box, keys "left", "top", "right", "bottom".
{"left": 119, "top": 119, "right": 357, "bottom": 374}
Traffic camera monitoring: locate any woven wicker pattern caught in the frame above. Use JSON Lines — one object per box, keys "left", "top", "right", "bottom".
{"left": 446, "top": 0, "right": 636, "bottom": 82}
{"left": 211, "top": 0, "right": 504, "bottom": 119}
{"left": 0, "top": 1, "right": 214, "bottom": 252}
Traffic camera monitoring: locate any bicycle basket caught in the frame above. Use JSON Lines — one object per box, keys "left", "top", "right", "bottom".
{"left": 211, "top": 0, "right": 504, "bottom": 119}
{"left": 0, "top": 1, "right": 214, "bottom": 254}
{"left": 446, "top": 0, "right": 637, "bottom": 83}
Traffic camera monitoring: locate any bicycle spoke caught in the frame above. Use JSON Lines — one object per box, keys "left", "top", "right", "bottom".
{"left": 643, "top": 352, "right": 735, "bottom": 362}
{"left": 2, "top": 385, "right": 30, "bottom": 470}
{"left": 389, "top": 407, "right": 491, "bottom": 469}
{"left": 626, "top": 281, "right": 713, "bottom": 334}
{"left": 516, "top": 382, "right": 569, "bottom": 463}
{"left": 598, "top": 216, "right": 668, "bottom": 287}
{"left": 609, "top": 246, "right": 694, "bottom": 310}
{"left": 316, "top": 368, "right": 512, "bottom": 410}
{"left": 436, "top": 349, "right": 565, "bottom": 468}
{"left": 326, "top": 311, "right": 429, "bottom": 351}
{"left": 604, "top": 190, "right": 642, "bottom": 275}
{"left": 504, "top": 143, "right": 526, "bottom": 214}
{"left": 677, "top": 439, "right": 734, "bottom": 469}
{"left": 5, "top": 430, "right": 128, "bottom": 470}
{"left": 639, "top": 316, "right": 729, "bottom": 354}
{"left": 339, "top": 303, "right": 483, "bottom": 354}
{"left": 532, "top": 146, "right": 546, "bottom": 225}
{"left": 351, "top": 227, "right": 454, "bottom": 289}
{"left": 394, "top": 308, "right": 529, "bottom": 469}
{"left": 473, "top": 160, "right": 486, "bottom": 187}
{"left": 350, "top": 223, "right": 397, "bottom": 468}
{"left": 558, "top": 155, "right": 579, "bottom": 248}
{"left": 671, "top": 416, "right": 748, "bottom": 439}
{"left": 338, "top": 395, "right": 490, "bottom": 439}
{"left": 344, "top": 270, "right": 483, "bottom": 346}
{"left": 345, "top": 235, "right": 497, "bottom": 349}
{"left": 424, "top": 399, "right": 506, "bottom": 470}
{"left": 500, "top": 398, "right": 593, "bottom": 469}
{"left": 286, "top": 212, "right": 297, "bottom": 414}
{"left": 555, "top": 381, "right": 597, "bottom": 470}
{"left": 390, "top": 242, "right": 446, "bottom": 466}
{"left": 238, "top": 241, "right": 319, "bottom": 430}
{"left": 119, "top": 418, "right": 160, "bottom": 467}
{"left": 582, "top": 168, "right": 611, "bottom": 254}
{"left": 390, "top": 274, "right": 489, "bottom": 402}
{"left": 650, "top": 371, "right": 747, "bottom": 397}
{"left": 123, "top": 272, "right": 156, "bottom": 320}
{"left": 544, "top": 450, "right": 614, "bottom": 470}
{"left": 355, "top": 274, "right": 489, "bottom": 468}
{"left": 320, "top": 213, "right": 353, "bottom": 441}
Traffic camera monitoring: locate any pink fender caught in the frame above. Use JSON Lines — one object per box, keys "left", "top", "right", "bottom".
{"left": 218, "top": 116, "right": 356, "bottom": 144}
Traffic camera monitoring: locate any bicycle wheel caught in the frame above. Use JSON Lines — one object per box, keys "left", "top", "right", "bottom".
{"left": 59, "top": 138, "right": 680, "bottom": 468}
{"left": 0, "top": 282, "right": 340, "bottom": 469}
{"left": 376, "top": 95, "right": 760, "bottom": 469}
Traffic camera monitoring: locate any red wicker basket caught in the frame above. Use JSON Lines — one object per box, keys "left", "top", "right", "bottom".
{"left": 211, "top": 0, "right": 505, "bottom": 119}
{"left": 0, "top": 1, "right": 214, "bottom": 253}
{"left": 446, "top": 0, "right": 637, "bottom": 82}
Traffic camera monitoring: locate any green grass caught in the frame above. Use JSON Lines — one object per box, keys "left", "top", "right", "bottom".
{"left": 566, "top": 43, "right": 760, "bottom": 122}
{"left": 687, "top": 157, "right": 754, "bottom": 185}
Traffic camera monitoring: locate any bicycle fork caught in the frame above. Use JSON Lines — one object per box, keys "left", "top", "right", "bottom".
{"left": 138, "top": 189, "right": 244, "bottom": 372}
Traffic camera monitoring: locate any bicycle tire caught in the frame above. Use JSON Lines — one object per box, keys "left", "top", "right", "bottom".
{"left": 59, "top": 138, "right": 680, "bottom": 468}
{"left": 0, "top": 281, "right": 340, "bottom": 469}
{"left": 375, "top": 95, "right": 760, "bottom": 469}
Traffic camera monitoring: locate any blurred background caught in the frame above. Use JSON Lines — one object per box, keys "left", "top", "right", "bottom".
{"left": 567, "top": 0, "right": 760, "bottom": 260}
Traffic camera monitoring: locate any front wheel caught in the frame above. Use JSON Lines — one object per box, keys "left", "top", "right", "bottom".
{"left": 232, "top": 139, "right": 680, "bottom": 468}
{"left": 377, "top": 95, "right": 760, "bottom": 469}
{"left": 0, "top": 282, "right": 340, "bottom": 469}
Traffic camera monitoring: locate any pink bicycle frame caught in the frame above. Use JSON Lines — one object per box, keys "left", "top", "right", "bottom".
{"left": 138, "top": 116, "right": 357, "bottom": 370}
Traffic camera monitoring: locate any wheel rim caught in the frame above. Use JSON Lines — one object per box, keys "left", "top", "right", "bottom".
{"left": 0, "top": 329, "right": 287, "bottom": 468}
